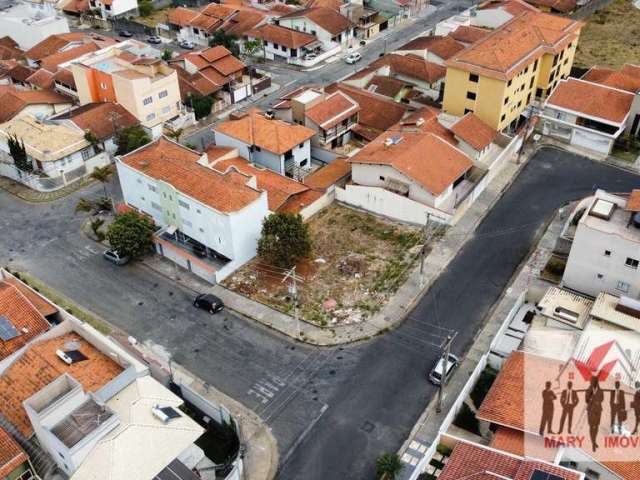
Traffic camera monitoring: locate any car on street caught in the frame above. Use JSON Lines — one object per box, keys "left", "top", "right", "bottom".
{"left": 119, "top": 30, "right": 134, "bottom": 38}
{"left": 428, "top": 353, "right": 459, "bottom": 385}
{"left": 103, "top": 249, "right": 130, "bottom": 266}
{"left": 178, "top": 40, "right": 195, "bottom": 50}
{"left": 344, "top": 52, "right": 362, "bottom": 64}
{"left": 147, "top": 35, "right": 162, "bottom": 44}
{"left": 194, "top": 293, "right": 224, "bottom": 314}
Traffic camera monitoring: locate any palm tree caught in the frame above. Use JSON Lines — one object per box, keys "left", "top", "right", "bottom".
{"left": 376, "top": 453, "right": 403, "bottom": 480}
{"left": 166, "top": 127, "right": 185, "bottom": 144}
{"left": 90, "top": 166, "right": 113, "bottom": 200}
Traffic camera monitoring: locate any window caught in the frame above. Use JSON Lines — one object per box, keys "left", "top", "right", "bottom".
{"left": 300, "top": 159, "right": 308, "bottom": 166}
{"left": 616, "top": 281, "right": 631, "bottom": 293}
{"left": 529, "top": 77, "right": 535, "bottom": 89}
{"left": 504, "top": 97, "right": 509, "bottom": 105}
{"left": 500, "top": 113, "right": 506, "bottom": 122}
{"left": 105, "top": 4, "right": 110, "bottom": 9}
{"left": 466, "top": 91, "right": 476, "bottom": 100}
{"left": 178, "top": 199, "right": 190, "bottom": 209}
{"left": 146, "top": 113, "right": 156, "bottom": 121}
{"left": 597, "top": 274, "right": 604, "bottom": 279}
{"left": 196, "top": 208, "right": 201, "bottom": 214}
{"left": 143, "top": 96, "right": 153, "bottom": 105}
{"left": 507, "top": 79, "right": 512, "bottom": 87}
{"left": 148, "top": 184, "right": 156, "bottom": 192}
{"left": 517, "top": 100, "right": 522, "bottom": 108}
{"left": 533, "top": 59, "right": 539, "bottom": 70}
{"left": 162, "top": 105, "right": 171, "bottom": 114}
{"left": 137, "top": 178, "right": 143, "bottom": 184}
{"left": 536, "top": 88, "right": 543, "bottom": 97}
{"left": 604, "top": 250, "right": 611, "bottom": 257}
{"left": 100, "top": 82, "right": 107, "bottom": 90}
{"left": 469, "top": 73, "right": 479, "bottom": 83}
{"left": 625, "top": 257, "right": 639, "bottom": 269}
{"left": 379, "top": 175, "right": 385, "bottom": 181}
{"left": 199, "top": 227, "right": 205, "bottom": 233}
{"left": 464, "top": 108, "right": 473, "bottom": 114}
{"left": 159, "top": 90, "right": 168, "bottom": 98}
{"left": 81, "top": 148, "right": 92, "bottom": 161}
{"left": 254, "top": 146, "right": 261, "bottom": 152}
{"left": 526, "top": 92, "right": 531, "bottom": 104}
{"left": 151, "top": 201, "right": 161, "bottom": 210}
{"left": 183, "top": 219, "right": 192, "bottom": 228}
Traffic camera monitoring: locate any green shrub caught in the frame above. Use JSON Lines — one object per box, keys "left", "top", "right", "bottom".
{"left": 453, "top": 403, "right": 480, "bottom": 435}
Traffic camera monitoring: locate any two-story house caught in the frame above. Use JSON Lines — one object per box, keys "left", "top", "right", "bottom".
{"left": 214, "top": 109, "right": 315, "bottom": 179}
{"left": 88, "top": 0, "right": 138, "bottom": 20}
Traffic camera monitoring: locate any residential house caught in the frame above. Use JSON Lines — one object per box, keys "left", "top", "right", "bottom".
{"left": 0, "top": 87, "right": 72, "bottom": 123}
{"left": 70, "top": 43, "right": 185, "bottom": 138}
{"left": 24, "top": 32, "right": 115, "bottom": 69}
{"left": 0, "top": 280, "right": 209, "bottom": 480}
{"left": 561, "top": 189, "right": 640, "bottom": 300}
{"left": 0, "top": 427, "right": 38, "bottom": 480}
{"left": 447, "top": 25, "right": 491, "bottom": 47}
{"left": 449, "top": 112, "right": 499, "bottom": 162}
{"left": 303, "top": 157, "right": 351, "bottom": 190}
{"left": 243, "top": 24, "right": 320, "bottom": 65}
{"left": 117, "top": 137, "right": 270, "bottom": 283}
{"left": 443, "top": 10, "right": 582, "bottom": 131}
{"left": 214, "top": 109, "right": 315, "bottom": 179}
{"left": 275, "top": 7, "right": 355, "bottom": 50}
{"left": 168, "top": 46, "right": 255, "bottom": 108}
{"left": 88, "top": 0, "right": 138, "bottom": 20}
{"left": 368, "top": 53, "right": 447, "bottom": 100}
{"left": 395, "top": 35, "right": 465, "bottom": 65}
{"left": 540, "top": 78, "right": 637, "bottom": 155}
{"left": 0, "top": 278, "right": 50, "bottom": 361}
{"left": 347, "top": 5, "right": 384, "bottom": 40}
{"left": 0, "top": 0, "right": 69, "bottom": 50}
{"left": 0, "top": 37, "right": 24, "bottom": 61}
{"left": 0, "top": 115, "right": 111, "bottom": 186}
{"left": 51, "top": 102, "right": 139, "bottom": 155}
{"left": 0, "top": 62, "right": 36, "bottom": 89}
{"left": 168, "top": 4, "right": 266, "bottom": 47}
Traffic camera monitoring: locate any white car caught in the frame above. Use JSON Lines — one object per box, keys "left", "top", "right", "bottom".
{"left": 344, "top": 52, "right": 362, "bottom": 64}
{"left": 178, "top": 40, "right": 195, "bottom": 50}
{"left": 428, "top": 353, "right": 459, "bottom": 385}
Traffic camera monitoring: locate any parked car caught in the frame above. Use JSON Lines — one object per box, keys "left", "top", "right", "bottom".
{"left": 103, "top": 249, "right": 130, "bottom": 266}
{"left": 344, "top": 52, "right": 362, "bottom": 64}
{"left": 194, "top": 294, "right": 224, "bottom": 314}
{"left": 178, "top": 40, "right": 195, "bottom": 50}
{"left": 428, "top": 353, "right": 459, "bottom": 385}
{"left": 147, "top": 35, "right": 162, "bottom": 44}
{"left": 119, "top": 30, "right": 134, "bottom": 38}
{"left": 304, "top": 52, "right": 317, "bottom": 61}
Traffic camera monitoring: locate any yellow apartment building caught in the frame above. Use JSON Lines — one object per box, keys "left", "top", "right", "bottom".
{"left": 442, "top": 10, "right": 582, "bottom": 131}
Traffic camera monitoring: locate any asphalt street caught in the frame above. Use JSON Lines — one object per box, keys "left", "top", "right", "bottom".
{"left": 1, "top": 149, "right": 638, "bottom": 479}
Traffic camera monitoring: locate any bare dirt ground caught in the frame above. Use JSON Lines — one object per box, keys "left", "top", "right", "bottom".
{"left": 573, "top": 0, "right": 640, "bottom": 69}
{"left": 223, "top": 204, "right": 445, "bottom": 327}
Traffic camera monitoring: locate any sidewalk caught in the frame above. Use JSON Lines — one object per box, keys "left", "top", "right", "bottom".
{"left": 396, "top": 174, "right": 569, "bottom": 479}
{"left": 0, "top": 176, "right": 96, "bottom": 203}
{"left": 143, "top": 148, "right": 527, "bottom": 346}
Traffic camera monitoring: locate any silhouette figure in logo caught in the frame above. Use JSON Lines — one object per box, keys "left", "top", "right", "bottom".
{"left": 539, "top": 381, "right": 557, "bottom": 435}
{"left": 585, "top": 375, "right": 604, "bottom": 451}
{"left": 610, "top": 380, "right": 627, "bottom": 434}
{"left": 631, "top": 381, "right": 640, "bottom": 435}
{"left": 558, "top": 381, "right": 579, "bottom": 434}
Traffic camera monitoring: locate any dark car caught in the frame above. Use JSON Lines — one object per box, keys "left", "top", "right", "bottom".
{"left": 194, "top": 294, "right": 224, "bottom": 314}
{"left": 119, "top": 30, "right": 134, "bottom": 38}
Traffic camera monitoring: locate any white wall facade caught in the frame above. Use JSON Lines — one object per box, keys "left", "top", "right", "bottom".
{"left": 0, "top": 3, "right": 69, "bottom": 50}
{"left": 277, "top": 16, "right": 353, "bottom": 49}
{"left": 90, "top": 0, "right": 138, "bottom": 19}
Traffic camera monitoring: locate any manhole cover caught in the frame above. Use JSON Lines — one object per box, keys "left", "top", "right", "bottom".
{"left": 361, "top": 421, "right": 375, "bottom": 433}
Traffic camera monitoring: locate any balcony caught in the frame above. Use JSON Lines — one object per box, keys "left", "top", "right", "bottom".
{"left": 319, "top": 121, "right": 356, "bottom": 144}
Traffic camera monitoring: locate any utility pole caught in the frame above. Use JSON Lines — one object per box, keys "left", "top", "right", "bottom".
{"left": 420, "top": 212, "right": 431, "bottom": 286}
{"left": 282, "top": 266, "right": 303, "bottom": 339}
{"left": 436, "top": 334, "right": 454, "bottom": 414}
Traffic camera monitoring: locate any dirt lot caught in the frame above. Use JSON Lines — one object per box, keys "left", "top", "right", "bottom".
{"left": 223, "top": 204, "right": 444, "bottom": 327}
{"left": 573, "top": 0, "right": 640, "bottom": 69}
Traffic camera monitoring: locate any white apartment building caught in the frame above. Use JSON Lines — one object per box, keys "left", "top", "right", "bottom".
{"left": 116, "top": 137, "right": 270, "bottom": 283}
{"left": 0, "top": 0, "right": 69, "bottom": 50}
{"left": 562, "top": 189, "right": 640, "bottom": 299}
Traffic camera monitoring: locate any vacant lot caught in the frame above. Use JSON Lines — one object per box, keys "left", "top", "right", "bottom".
{"left": 224, "top": 204, "right": 444, "bottom": 327}
{"left": 574, "top": 0, "right": 640, "bottom": 69}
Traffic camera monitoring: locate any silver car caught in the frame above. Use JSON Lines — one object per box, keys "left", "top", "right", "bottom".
{"left": 103, "top": 249, "right": 130, "bottom": 266}
{"left": 428, "top": 353, "right": 459, "bottom": 385}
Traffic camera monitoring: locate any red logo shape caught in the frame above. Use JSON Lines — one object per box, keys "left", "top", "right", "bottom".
{"left": 573, "top": 340, "right": 617, "bottom": 381}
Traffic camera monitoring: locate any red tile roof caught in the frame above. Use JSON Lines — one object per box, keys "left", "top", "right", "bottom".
{"left": 40, "top": 43, "right": 99, "bottom": 72}
{"left": 365, "top": 75, "right": 409, "bottom": 98}
{"left": 121, "top": 137, "right": 263, "bottom": 213}
{"left": 479, "top": 0, "right": 540, "bottom": 16}
{"left": 0, "top": 428, "right": 28, "bottom": 478}
{"left": 279, "top": 6, "right": 352, "bottom": 35}
{"left": 525, "top": 0, "right": 576, "bottom": 13}
{"left": 448, "top": 25, "right": 491, "bottom": 44}
{"left": 546, "top": 78, "right": 634, "bottom": 124}
{"left": 0, "top": 332, "right": 123, "bottom": 437}
{"left": 215, "top": 109, "right": 315, "bottom": 155}
{"left": 626, "top": 190, "right": 640, "bottom": 212}
{"left": 246, "top": 24, "right": 316, "bottom": 49}
{"left": 26, "top": 68, "right": 55, "bottom": 89}
{"left": 303, "top": 158, "right": 351, "bottom": 189}
{"left": 278, "top": 189, "right": 325, "bottom": 214}
{"left": 25, "top": 33, "right": 88, "bottom": 61}
{"left": 0, "top": 281, "right": 50, "bottom": 361}
{"left": 451, "top": 113, "right": 498, "bottom": 151}
{"left": 582, "top": 65, "right": 640, "bottom": 94}
{"left": 397, "top": 35, "right": 465, "bottom": 60}
{"left": 167, "top": 7, "right": 199, "bottom": 27}
{"left": 490, "top": 427, "right": 560, "bottom": 463}
{"left": 2, "top": 277, "right": 57, "bottom": 318}
{"left": 52, "top": 102, "right": 139, "bottom": 140}
{"left": 305, "top": 91, "right": 360, "bottom": 129}
{"left": 372, "top": 54, "right": 446, "bottom": 84}
{"left": 0, "top": 37, "right": 24, "bottom": 61}
{"left": 0, "top": 87, "right": 72, "bottom": 123}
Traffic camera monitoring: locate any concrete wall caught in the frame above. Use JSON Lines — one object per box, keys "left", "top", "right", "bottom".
{"left": 0, "top": 6, "right": 69, "bottom": 50}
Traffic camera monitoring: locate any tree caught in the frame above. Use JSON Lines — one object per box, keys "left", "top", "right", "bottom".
{"left": 90, "top": 165, "right": 113, "bottom": 199}
{"left": 376, "top": 453, "right": 403, "bottom": 480}
{"left": 190, "top": 94, "right": 214, "bottom": 120}
{"left": 138, "top": 0, "right": 153, "bottom": 16}
{"left": 115, "top": 125, "right": 151, "bottom": 155}
{"left": 257, "top": 212, "right": 311, "bottom": 268}
{"left": 161, "top": 48, "right": 173, "bottom": 61}
{"left": 209, "top": 29, "right": 239, "bottom": 57}
{"left": 243, "top": 38, "right": 263, "bottom": 57}
{"left": 8, "top": 134, "right": 31, "bottom": 172}
{"left": 106, "top": 212, "right": 155, "bottom": 259}
{"left": 84, "top": 130, "right": 99, "bottom": 146}
{"left": 166, "top": 126, "right": 184, "bottom": 143}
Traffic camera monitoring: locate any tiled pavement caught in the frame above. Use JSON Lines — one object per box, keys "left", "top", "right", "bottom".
{"left": 0, "top": 176, "right": 96, "bottom": 203}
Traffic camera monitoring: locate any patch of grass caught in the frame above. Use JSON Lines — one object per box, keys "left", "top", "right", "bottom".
{"left": 436, "top": 443, "right": 453, "bottom": 457}
{"left": 574, "top": 0, "right": 640, "bottom": 69}
{"left": 11, "top": 271, "right": 111, "bottom": 334}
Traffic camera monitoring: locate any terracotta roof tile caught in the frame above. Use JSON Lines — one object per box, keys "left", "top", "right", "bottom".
{"left": 279, "top": 6, "right": 352, "bottom": 35}
{"left": 4, "top": 64, "right": 35, "bottom": 83}
{"left": 365, "top": 75, "right": 409, "bottom": 98}
{"left": 479, "top": 0, "right": 540, "bottom": 16}
{"left": 305, "top": 91, "right": 360, "bottom": 129}
{"left": 62, "top": 0, "right": 90, "bottom": 13}
{"left": 626, "top": 190, "right": 640, "bottom": 212}
{"left": 224, "top": 10, "right": 267, "bottom": 36}
{"left": 0, "top": 332, "right": 123, "bottom": 437}
{"left": 0, "top": 282, "right": 50, "bottom": 361}
{"left": 52, "top": 102, "right": 138, "bottom": 140}
{"left": 3, "top": 277, "right": 57, "bottom": 318}
{"left": 0, "top": 87, "right": 71, "bottom": 123}
{"left": 490, "top": 427, "right": 559, "bottom": 462}
{"left": 371, "top": 54, "right": 446, "bottom": 84}
{"left": 446, "top": 11, "right": 581, "bottom": 81}
{"left": 525, "top": 0, "right": 576, "bottom": 13}
{"left": 278, "top": 189, "right": 324, "bottom": 214}
{"left": 40, "top": 43, "right": 99, "bottom": 72}
{"left": 397, "top": 35, "right": 465, "bottom": 60}
{"left": 211, "top": 54, "right": 245, "bottom": 76}
{"left": 546, "top": 78, "right": 634, "bottom": 124}
{"left": 246, "top": 24, "right": 316, "bottom": 49}
{"left": 215, "top": 109, "right": 315, "bottom": 155}
{"left": 0, "top": 427, "right": 28, "bottom": 478}
{"left": 211, "top": 155, "right": 308, "bottom": 211}
{"left": 25, "top": 33, "right": 87, "bottom": 61}
{"left": 448, "top": 25, "right": 491, "bottom": 44}
{"left": 121, "top": 137, "right": 263, "bottom": 213}
{"left": 451, "top": 113, "right": 497, "bottom": 150}
{"left": 52, "top": 68, "right": 75, "bottom": 88}
{"left": 0, "top": 37, "right": 24, "bottom": 61}
{"left": 26, "top": 68, "right": 55, "bottom": 89}
{"left": 582, "top": 66, "right": 640, "bottom": 94}
{"left": 303, "top": 158, "right": 350, "bottom": 189}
